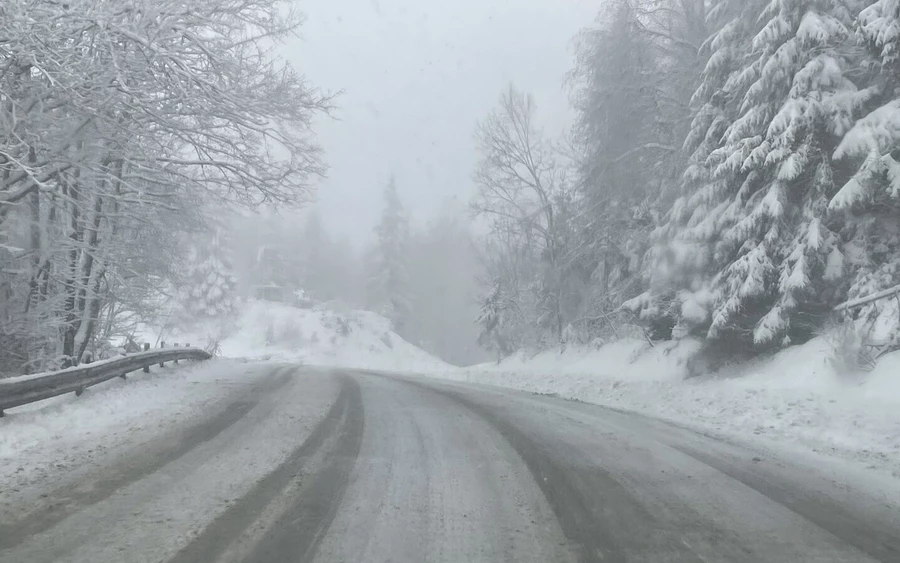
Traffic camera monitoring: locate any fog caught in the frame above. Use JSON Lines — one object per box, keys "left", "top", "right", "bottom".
{"left": 287, "top": 0, "right": 600, "bottom": 240}
{"left": 3, "top": 0, "right": 899, "bottom": 374}
{"left": 226, "top": 0, "right": 603, "bottom": 365}
{"left": 3, "top": 2, "right": 900, "bottom": 558}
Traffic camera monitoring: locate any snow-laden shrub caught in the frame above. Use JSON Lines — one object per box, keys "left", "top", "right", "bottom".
{"left": 823, "top": 319, "right": 878, "bottom": 375}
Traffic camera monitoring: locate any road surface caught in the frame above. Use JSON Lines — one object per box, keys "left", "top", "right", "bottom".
{"left": 1, "top": 366, "right": 899, "bottom": 562}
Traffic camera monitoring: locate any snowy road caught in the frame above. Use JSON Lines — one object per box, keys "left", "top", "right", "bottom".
{"left": 2, "top": 366, "right": 899, "bottom": 563}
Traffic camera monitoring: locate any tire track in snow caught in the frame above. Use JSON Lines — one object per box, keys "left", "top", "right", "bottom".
{"left": 395, "top": 377, "right": 695, "bottom": 563}
{"left": 394, "top": 375, "right": 892, "bottom": 563}
{"left": 670, "top": 444, "right": 900, "bottom": 563}
{"left": 0, "top": 369, "right": 293, "bottom": 551}
{"left": 167, "top": 373, "right": 363, "bottom": 563}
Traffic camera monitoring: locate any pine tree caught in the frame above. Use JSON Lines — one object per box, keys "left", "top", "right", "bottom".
{"left": 630, "top": 0, "right": 759, "bottom": 340}
{"left": 369, "top": 176, "right": 411, "bottom": 332}
{"left": 569, "top": 0, "right": 709, "bottom": 342}
{"left": 573, "top": 0, "right": 661, "bottom": 199}
{"left": 829, "top": 0, "right": 900, "bottom": 344}
{"left": 640, "top": 0, "right": 872, "bottom": 349}
{"left": 476, "top": 283, "right": 511, "bottom": 356}
{"left": 570, "top": 0, "right": 656, "bottom": 329}
{"left": 831, "top": 0, "right": 900, "bottom": 215}
{"left": 181, "top": 223, "right": 237, "bottom": 320}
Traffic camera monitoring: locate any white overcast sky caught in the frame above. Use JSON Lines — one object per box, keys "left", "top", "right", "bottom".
{"left": 283, "top": 0, "right": 602, "bottom": 242}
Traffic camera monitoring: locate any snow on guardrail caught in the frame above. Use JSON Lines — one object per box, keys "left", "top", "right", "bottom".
{"left": 0, "top": 347, "right": 211, "bottom": 416}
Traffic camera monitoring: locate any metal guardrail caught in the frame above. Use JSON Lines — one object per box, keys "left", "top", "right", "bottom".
{"left": 0, "top": 347, "right": 212, "bottom": 416}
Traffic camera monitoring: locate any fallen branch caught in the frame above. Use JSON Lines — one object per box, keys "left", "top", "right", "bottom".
{"left": 834, "top": 284, "right": 900, "bottom": 312}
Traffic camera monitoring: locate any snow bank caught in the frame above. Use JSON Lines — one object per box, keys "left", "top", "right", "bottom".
{"left": 465, "top": 338, "right": 702, "bottom": 382}
{"left": 442, "top": 337, "right": 900, "bottom": 477}
{"left": 0, "top": 360, "right": 265, "bottom": 505}
{"left": 167, "top": 299, "right": 450, "bottom": 373}
{"left": 0, "top": 353, "right": 138, "bottom": 385}
{"left": 0, "top": 300, "right": 443, "bottom": 477}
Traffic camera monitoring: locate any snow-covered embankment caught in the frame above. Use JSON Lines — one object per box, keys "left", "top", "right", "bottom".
{"left": 439, "top": 338, "right": 900, "bottom": 477}
{"left": 166, "top": 299, "right": 451, "bottom": 373}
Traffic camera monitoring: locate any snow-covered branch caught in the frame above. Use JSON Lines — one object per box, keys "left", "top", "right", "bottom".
{"left": 835, "top": 285, "right": 900, "bottom": 312}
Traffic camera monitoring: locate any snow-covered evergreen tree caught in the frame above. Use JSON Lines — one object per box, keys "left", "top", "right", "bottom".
{"left": 829, "top": 0, "right": 900, "bottom": 344}
{"left": 566, "top": 0, "right": 713, "bottom": 343}
{"left": 181, "top": 223, "right": 237, "bottom": 320}
{"left": 476, "top": 283, "right": 511, "bottom": 356}
{"left": 569, "top": 0, "right": 663, "bottom": 331}
{"left": 368, "top": 176, "right": 411, "bottom": 332}
{"left": 638, "top": 0, "right": 874, "bottom": 349}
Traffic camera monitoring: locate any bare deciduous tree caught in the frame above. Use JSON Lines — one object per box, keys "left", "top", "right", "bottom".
{"left": 472, "top": 85, "right": 574, "bottom": 347}
{"left": 0, "top": 0, "right": 332, "bottom": 372}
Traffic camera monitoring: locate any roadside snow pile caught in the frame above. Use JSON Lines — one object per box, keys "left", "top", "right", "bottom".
{"left": 444, "top": 338, "right": 900, "bottom": 476}
{"left": 0, "top": 360, "right": 264, "bottom": 503}
{"left": 462, "top": 338, "right": 702, "bottom": 381}
{"left": 170, "top": 299, "right": 450, "bottom": 372}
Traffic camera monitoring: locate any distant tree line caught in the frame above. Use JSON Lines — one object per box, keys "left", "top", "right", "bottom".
{"left": 231, "top": 178, "right": 487, "bottom": 367}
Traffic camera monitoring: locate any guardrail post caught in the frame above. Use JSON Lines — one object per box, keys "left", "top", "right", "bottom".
{"left": 75, "top": 386, "right": 84, "bottom": 397}
{"left": 143, "top": 343, "right": 151, "bottom": 373}
{"left": 159, "top": 341, "right": 166, "bottom": 367}
{"left": 173, "top": 343, "right": 179, "bottom": 364}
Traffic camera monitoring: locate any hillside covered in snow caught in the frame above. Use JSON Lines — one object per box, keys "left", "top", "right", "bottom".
{"left": 154, "top": 299, "right": 451, "bottom": 373}
{"left": 440, "top": 338, "right": 900, "bottom": 477}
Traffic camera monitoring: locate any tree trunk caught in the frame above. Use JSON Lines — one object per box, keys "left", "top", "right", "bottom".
{"left": 61, "top": 169, "right": 84, "bottom": 367}
{"left": 74, "top": 156, "right": 123, "bottom": 359}
{"left": 73, "top": 192, "right": 103, "bottom": 357}
{"left": 24, "top": 147, "right": 41, "bottom": 313}
{"left": 76, "top": 266, "right": 106, "bottom": 362}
